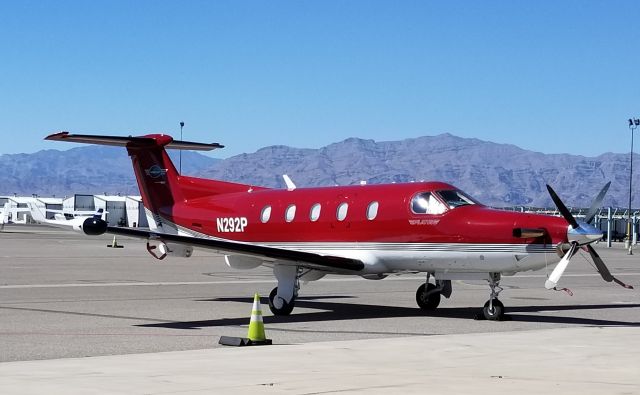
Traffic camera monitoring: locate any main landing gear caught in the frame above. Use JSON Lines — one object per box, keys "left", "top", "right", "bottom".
{"left": 268, "top": 287, "right": 295, "bottom": 315}
{"left": 480, "top": 273, "right": 505, "bottom": 321}
{"left": 415, "top": 274, "right": 452, "bottom": 311}
{"left": 267, "top": 265, "right": 300, "bottom": 316}
{"left": 415, "top": 272, "right": 507, "bottom": 321}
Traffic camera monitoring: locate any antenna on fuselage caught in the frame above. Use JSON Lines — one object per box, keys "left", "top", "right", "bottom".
{"left": 282, "top": 174, "right": 296, "bottom": 191}
{"left": 179, "top": 121, "right": 184, "bottom": 174}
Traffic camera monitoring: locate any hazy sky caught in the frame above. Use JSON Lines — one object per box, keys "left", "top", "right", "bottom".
{"left": 1, "top": 1, "right": 639, "bottom": 158}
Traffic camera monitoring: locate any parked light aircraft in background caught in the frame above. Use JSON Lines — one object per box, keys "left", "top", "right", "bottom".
{"left": 27, "top": 202, "right": 105, "bottom": 231}
{"left": 45, "top": 132, "right": 633, "bottom": 320}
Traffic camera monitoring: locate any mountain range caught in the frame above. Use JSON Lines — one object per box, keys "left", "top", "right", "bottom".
{"left": 0, "top": 133, "right": 636, "bottom": 208}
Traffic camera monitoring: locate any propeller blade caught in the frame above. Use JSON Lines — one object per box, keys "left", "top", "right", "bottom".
{"left": 584, "top": 182, "right": 611, "bottom": 224}
{"left": 586, "top": 245, "right": 634, "bottom": 289}
{"left": 546, "top": 185, "right": 579, "bottom": 229}
{"left": 545, "top": 243, "right": 578, "bottom": 289}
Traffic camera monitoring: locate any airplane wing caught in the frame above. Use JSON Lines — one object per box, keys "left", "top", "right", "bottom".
{"left": 105, "top": 226, "right": 365, "bottom": 272}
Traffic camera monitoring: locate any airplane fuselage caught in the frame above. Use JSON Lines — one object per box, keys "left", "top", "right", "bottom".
{"left": 157, "top": 180, "right": 569, "bottom": 276}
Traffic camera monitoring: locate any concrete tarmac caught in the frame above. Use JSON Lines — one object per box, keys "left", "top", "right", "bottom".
{"left": 1, "top": 224, "right": 639, "bottom": 393}
{"left": 0, "top": 327, "right": 638, "bottom": 394}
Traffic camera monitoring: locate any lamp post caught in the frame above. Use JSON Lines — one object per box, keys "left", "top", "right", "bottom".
{"left": 627, "top": 118, "right": 640, "bottom": 254}
{"left": 179, "top": 121, "right": 185, "bottom": 174}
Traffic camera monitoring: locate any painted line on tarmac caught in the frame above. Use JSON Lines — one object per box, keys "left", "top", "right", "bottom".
{"left": 513, "top": 272, "right": 640, "bottom": 278}
{"left": 0, "top": 280, "right": 277, "bottom": 289}
{"left": 1, "top": 272, "right": 639, "bottom": 289}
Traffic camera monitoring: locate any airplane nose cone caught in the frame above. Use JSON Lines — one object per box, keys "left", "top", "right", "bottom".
{"left": 567, "top": 221, "right": 603, "bottom": 244}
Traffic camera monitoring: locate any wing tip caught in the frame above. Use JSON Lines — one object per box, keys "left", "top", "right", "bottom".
{"left": 45, "top": 131, "right": 70, "bottom": 141}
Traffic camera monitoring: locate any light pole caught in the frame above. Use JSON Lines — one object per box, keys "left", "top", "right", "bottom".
{"left": 627, "top": 118, "right": 640, "bottom": 254}
{"left": 179, "top": 121, "right": 185, "bottom": 174}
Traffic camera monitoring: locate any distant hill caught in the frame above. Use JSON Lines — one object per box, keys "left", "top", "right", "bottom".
{"left": 0, "top": 146, "right": 219, "bottom": 197}
{"left": 200, "top": 134, "right": 634, "bottom": 208}
{"left": 0, "top": 134, "right": 636, "bottom": 207}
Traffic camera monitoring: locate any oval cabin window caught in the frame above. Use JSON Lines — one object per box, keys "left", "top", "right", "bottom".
{"left": 366, "top": 201, "right": 379, "bottom": 220}
{"left": 310, "top": 203, "right": 321, "bottom": 222}
{"left": 260, "top": 205, "right": 271, "bottom": 223}
{"left": 285, "top": 204, "right": 296, "bottom": 222}
{"left": 336, "top": 202, "right": 349, "bottom": 221}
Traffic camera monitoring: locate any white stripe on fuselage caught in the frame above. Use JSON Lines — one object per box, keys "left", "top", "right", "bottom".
{"left": 153, "top": 215, "right": 560, "bottom": 274}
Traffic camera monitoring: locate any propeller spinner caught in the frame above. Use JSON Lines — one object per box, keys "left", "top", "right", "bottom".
{"left": 545, "top": 183, "right": 633, "bottom": 291}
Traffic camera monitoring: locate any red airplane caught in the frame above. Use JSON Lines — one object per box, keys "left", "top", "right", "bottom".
{"left": 45, "top": 132, "right": 633, "bottom": 320}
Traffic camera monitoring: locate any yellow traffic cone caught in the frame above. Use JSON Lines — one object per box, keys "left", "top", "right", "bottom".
{"left": 218, "top": 293, "right": 272, "bottom": 346}
{"left": 107, "top": 235, "right": 124, "bottom": 248}
{"left": 247, "top": 293, "right": 267, "bottom": 342}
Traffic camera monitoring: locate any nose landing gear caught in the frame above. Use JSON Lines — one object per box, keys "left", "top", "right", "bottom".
{"left": 480, "top": 273, "right": 506, "bottom": 321}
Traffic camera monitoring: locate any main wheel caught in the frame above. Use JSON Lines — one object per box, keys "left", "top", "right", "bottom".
{"left": 268, "top": 287, "right": 295, "bottom": 316}
{"left": 416, "top": 283, "right": 441, "bottom": 310}
{"left": 482, "top": 299, "right": 505, "bottom": 320}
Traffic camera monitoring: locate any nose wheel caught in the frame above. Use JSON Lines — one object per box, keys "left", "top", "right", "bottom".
{"left": 480, "top": 273, "right": 506, "bottom": 321}
{"left": 482, "top": 298, "right": 504, "bottom": 320}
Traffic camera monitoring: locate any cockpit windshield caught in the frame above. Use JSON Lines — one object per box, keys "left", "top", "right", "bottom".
{"left": 411, "top": 189, "right": 477, "bottom": 215}
{"left": 410, "top": 192, "right": 446, "bottom": 215}
{"left": 435, "top": 189, "right": 476, "bottom": 209}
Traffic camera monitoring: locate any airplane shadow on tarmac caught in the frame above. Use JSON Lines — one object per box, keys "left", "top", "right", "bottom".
{"left": 136, "top": 296, "right": 640, "bottom": 331}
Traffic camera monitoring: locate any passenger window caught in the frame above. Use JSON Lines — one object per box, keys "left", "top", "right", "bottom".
{"left": 336, "top": 202, "right": 349, "bottom": 221}
{"left": 310, "top": 203, "right": 321, "bottom": 222}
{"left": 366, "top": 201, "right": 379, "bottom": 220}
{"left": 285, "top": 204, "right": 296, "bottom": 222}
{"left": 260, "top": 205, "right": 271, "bottom": 223}
{"left": 411, "top": 192, "right": 446, "bottom": 215}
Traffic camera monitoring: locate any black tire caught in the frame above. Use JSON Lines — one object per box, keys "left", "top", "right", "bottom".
{"left": 483, "top": 299, "right": 505, "bottom": 320}
{"left": 416, "top": 283, "right": 441, "bottom": 310}
{"left": 268, "top": 287, "right": 295, "bottom": 316}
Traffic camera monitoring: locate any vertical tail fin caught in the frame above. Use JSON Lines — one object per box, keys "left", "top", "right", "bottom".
{"left": 45, "top": 132, "right": 225, "bottom": 228}
{"left": 125, "top": 135, "right": 183, "bottom": 217}
{"left": 27, "top": 202, "right": 48, "bottom": 223}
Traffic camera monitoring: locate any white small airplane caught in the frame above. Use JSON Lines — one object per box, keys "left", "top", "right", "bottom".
{"left": 27, "top": 202, "right": 105, "bottom": 231}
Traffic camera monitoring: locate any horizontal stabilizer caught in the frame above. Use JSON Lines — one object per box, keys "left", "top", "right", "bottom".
{"left": 45, "top": 132, "right": 223, "bottom": 151}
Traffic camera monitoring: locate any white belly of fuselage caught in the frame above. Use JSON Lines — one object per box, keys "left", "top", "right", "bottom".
{"left": 264, "top": 242, "right": 560, "bottom": 275}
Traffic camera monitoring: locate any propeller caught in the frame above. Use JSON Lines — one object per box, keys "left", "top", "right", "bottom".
{"left": 544, "top": 242, "right": 578, "bottom": 290}
{"left": 546, "top": 185, "right": 579, "bottom": 229}
{"left": 584, "top": 181, "right": 611, "bottom": 224}
{"left": 586, "top": 244, "right": 634, "bottom": 289}
{"left": 545, "top": 183, "right": 633, "bottom": 291}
